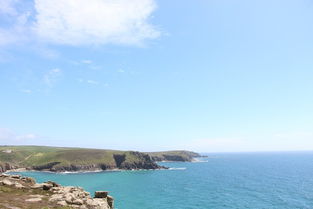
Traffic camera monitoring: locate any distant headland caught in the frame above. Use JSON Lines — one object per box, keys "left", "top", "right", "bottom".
{"left": 0, "top": 146, "right": 203, "bottom": 173}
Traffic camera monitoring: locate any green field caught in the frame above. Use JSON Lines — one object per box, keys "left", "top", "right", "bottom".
{"left": 0, "top": 146, "right": 199, "bottom": 172}
{"left": 148, "top": 150, "right": 201, "bottom": 162}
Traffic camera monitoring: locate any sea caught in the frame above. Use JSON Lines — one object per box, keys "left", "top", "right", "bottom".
{"left": 10, "top": 151, "right": 313, "bottom": 209}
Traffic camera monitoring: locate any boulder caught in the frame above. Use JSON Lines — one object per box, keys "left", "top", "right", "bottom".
{"left": 95, "top": 191, "right": 108, "bottom": 198}
{"left": 49, "top": 194, "right": 64, "bottom": 202}
{"left": 31, "top": 183, "right": 44, "bottom": 189}
{"left": 56, "top": 200, "right": 67, "bottom": 206}
{"left": 25, "top": 197, "right": 42, "bottom": 202}
{"left": 72, "top": 198, "right": 84, "bottom": 205}
{"left": 10, "top": 175, "right": 21, "bottom": 179}
{"left": 14, "top": 183, "right": 25, "bottom": 189}
{"left": 65, "top": 193, "right": 74, "bottom": 204}
{"left": 46, "top": 181, "right": 60, "bottom": 187}
{"left": 21, "top": 177, "right": 36, "bottom": 184}
{"left": 2, "top": 179, "right": 13, "bottom": 186}
{"left": 107, "top": 195, "right": 114, "bottom": 208}
{"left": 42, "top": 183, "right": 53, "bottom": 190}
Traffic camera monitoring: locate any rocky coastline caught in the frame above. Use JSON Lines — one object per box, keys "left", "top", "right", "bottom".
{"left": 148, "top": 151, "right": 204, "bottom": 162}
{"left": 0, "top": 147, "right": 202, "bottom": 173}
{"left": 0, "top": 151, "right": 167, "bottom": 173}
{"left": 0, "top": 173, "right": 114, "bottom": 209}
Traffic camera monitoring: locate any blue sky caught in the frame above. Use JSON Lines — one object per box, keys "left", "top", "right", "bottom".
{"left": 0, "top": 0, "right": 313, "bottom": 152}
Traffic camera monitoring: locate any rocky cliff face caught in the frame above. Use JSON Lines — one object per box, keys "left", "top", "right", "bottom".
{"left": 0, "top": 147, "right": 202, "bottom": 173}
{"left": 0, "top": 174, "right": 114, "bottom": 209}
{"left": 117, "top": 152, "right": 164, "bottom": 170}
{"left": 30, "top": 151, "right": 166, "bottom": 172}
{"left": 149, "top": 151, "right": 202, "bottom": 162}
{"left": 0, "top": 162, "right": 18, "bottom": 173}
{"left": 151, "top": 155, "right": 190, "bottom": 162}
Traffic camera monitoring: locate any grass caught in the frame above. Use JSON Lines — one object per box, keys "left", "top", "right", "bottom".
{"left": 147, "top": 150, "right": 201, "bottom": 161}
{"left": 0, "top": 185, "right": 61, "bottom": 209}
{"left": 0, "top": 146, "right": 169, "bottom": 170}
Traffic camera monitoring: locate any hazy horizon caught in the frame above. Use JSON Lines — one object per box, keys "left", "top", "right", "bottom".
{"left": 1, "top": 0, "right": 313, "bottom": 152}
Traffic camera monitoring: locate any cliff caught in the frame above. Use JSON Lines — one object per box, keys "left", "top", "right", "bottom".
{"left": 0, "top": 146, "right": 202, "bottom": 173}
{"left": 0, "top": 173, "right": 113, "bottom": 209}
{"left": 147, "top": 150, "right": 202, "bottom": 162}
{"left": 0, "top": 146, "right": 165, "bottom": 172}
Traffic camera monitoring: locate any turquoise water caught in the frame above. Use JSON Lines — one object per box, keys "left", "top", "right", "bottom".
{"left": 11, "top": 152, "right": 313, "bottom": 209}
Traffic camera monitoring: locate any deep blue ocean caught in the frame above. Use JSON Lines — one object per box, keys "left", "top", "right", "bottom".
{"left": 11, "top": 152, "right": 313, "bottom": 209}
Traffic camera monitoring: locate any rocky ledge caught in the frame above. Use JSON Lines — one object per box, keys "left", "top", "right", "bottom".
{"left": 0, "top": 174, "right": 113, "bottom": 209}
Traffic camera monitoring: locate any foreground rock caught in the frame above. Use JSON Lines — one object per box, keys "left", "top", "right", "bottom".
{"left": 0, "top": 174, "right": 113, "bottom": 209}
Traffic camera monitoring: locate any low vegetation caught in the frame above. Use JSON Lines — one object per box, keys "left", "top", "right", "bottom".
{"left": 0, "top": 146, "right": 161, "bottom": 172}
{"left": 0, "top": 146, "right": 200, "bottom": 172}
{"left": 147, "top": 150, "right": 201, "bottom": 162}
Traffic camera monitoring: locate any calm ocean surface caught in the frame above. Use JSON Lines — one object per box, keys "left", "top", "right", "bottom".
{"left": 12, "top": 152, "right": 313, "bottom": 209}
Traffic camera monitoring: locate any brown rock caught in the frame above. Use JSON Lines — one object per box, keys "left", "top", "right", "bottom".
{"left": 107, "top": 195, "right": 114, "bottom": 208}
{"left": 2, "top": 179, "right": 13, "bottom": 186}
{"left": 56, "top": 200, "right": 67, "bottom": 206}
{"left": 72, "top": 198, "right": 84, "bottom": 205}
{"left": 95, "top": 191, "right": 108, "bottom": 198}
{"left": 42, "top": 183, "right": 53, "bottom": 190}
{"left": 25, "top": 197, "right": 42, "bottom": 202}
{"left": 46, "top": 181, "right": 60, "bottom": 187}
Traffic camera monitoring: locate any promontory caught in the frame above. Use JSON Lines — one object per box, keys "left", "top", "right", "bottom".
{"left": 0, "top": 146, "right": 202, "bottom": 173}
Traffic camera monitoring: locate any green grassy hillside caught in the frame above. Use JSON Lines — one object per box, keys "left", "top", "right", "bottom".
{"left": 0, "top": 146, "right": 201, "bottom": 172}
{"left": 147, "top": 150, "right": 201, "bottom": 162}
{"left": 0, "top": 146, "right": 162, "bottom": 172}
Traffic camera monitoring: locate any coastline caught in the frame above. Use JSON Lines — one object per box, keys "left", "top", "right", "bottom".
{"left": 0, "top": 146, "right": 202, "bottom": 174}
{"left": 5, "top": 167, "right": 170, "bottom": 175}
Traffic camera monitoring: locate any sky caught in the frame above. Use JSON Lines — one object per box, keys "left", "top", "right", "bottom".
{"left": 0, "top": 0, "right": 313, "bottom": 152}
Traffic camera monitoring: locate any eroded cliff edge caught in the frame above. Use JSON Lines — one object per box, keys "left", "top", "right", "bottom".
{"left": 148, "top": 150, "right": 204, "bottom": 162}
{"left": 0, "top": 173, "right": 113, "bottom": 209}
{"left": 0, "top": 146, "right": 166, "bottom": 172}
{"left": 0, "top": 146, "right": 202, "bottom": 173}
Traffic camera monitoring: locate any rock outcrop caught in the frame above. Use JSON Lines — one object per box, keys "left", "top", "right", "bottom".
{"left": 0, "top": 162, "right": 18, "bottom": 173}
{"left": 0, "top": 174, "right": 114, "bottom": 209}
{"left": 0, "top": 146, "right": 202, "bottom": 173}
{"left": 28, "top": 151, "right": 166, "bottom": 172}
{"left": 148, "top": 151, "right": 202, "bottom": 162}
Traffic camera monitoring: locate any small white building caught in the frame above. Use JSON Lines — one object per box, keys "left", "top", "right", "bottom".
{"left": 2, "top": 149, "right": 12, "bottom": 153}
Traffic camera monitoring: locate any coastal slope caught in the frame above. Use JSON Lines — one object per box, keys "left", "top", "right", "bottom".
{"left": 0, "top": 146, "right": 202, "bottom": 172}
{"left": 147, "top": 150, "right": 202, "bottom": 162}
{"left": 0, "top": 146, "right": 163, "bottom": 172}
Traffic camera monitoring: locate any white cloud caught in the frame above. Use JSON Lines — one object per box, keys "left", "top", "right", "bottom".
{"left": 0, "top": 0, "right": 18, "bottom": 16}
{"left": 34, "top": 0, "right": 160, "bottom": 46}
{"left": 0, "top": 128, "right": 39, "bottom": 143}
{"left": 0, "top": 128, "right": 15, "bottom": 141}
{"left": 81, "top": 60, "right": 93, "bottom": 64}
{"left": 43, "top": 68, "right": 62, "bottom": 87}
{"left": 86, "top": 80, "right": 99, "bottom": 85}
{"left": 20, "top": 89, "right": 32, "bottom": 94}
{"left": 0, "top": 0, "right": 33, "bottom": 46}
{"left": 78, "top": 78, "right": 108, "bottom": 86}
{"left": 16, "top": 133, "right": 39, "bottom": 140}
{"left": 0, "top": 0, "right": 160, "bottom": 47}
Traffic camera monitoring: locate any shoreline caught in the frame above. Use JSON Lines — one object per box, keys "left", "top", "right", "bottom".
{"left": 2, "top": 157, "right": 204, "bottom": 174}
{"left": 5, "top": 167, "right": 170, "bottom": 174}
